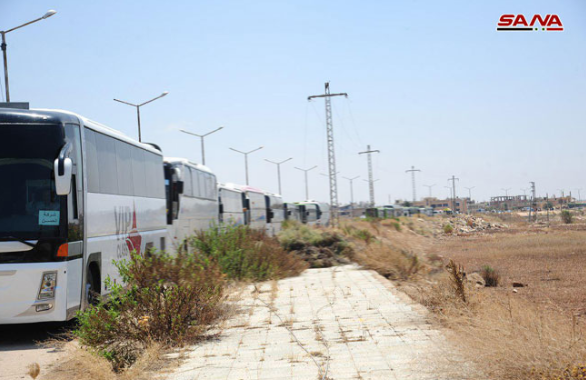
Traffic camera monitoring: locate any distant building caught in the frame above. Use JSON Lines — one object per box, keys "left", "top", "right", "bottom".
{"left": 398, "top": 197, "right": 468, "bottom": 214}
{"left": 489, "top": 195, "right": 529, "bottom": 210}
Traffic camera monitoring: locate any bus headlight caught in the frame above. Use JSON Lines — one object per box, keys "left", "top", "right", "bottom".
{"left": 38, "top": 271, "right": 57, "bottom": 300}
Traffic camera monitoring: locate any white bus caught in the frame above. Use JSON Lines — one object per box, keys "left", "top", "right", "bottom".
{"left": 221, "top": 184, "right": 267, "bottom": 230}
{"left": 297, "top": 201, "right": 331, "bottom": 227}
{"left": 284, "top": 202, "right": 301, "bottom": 223}
{"left": 164, "top": 158, "right": 218, "bottom": 247}
{"left": 218, "top": 183, "right": 246, "bottom": 226}
{"left": 264, "top": 192, "right": 285, "bottom": 236}
{"left": 0, "top": 108, "right": 166, "bottom": 324}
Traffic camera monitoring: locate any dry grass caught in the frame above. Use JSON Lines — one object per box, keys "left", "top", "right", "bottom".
{"left": 432, "top": 229, "right": 586, "bottom": 313}
{"left": 415, "top": 276, "right": 586, "bottom": 379}
{"left": 27, "top": 363, "right": 40, "bottom": 379}
{"left": 43, "top": 343, "right": 182, "bottom": 380}
{"left": 345, "top": 215, "right": 586, "bottom": 379}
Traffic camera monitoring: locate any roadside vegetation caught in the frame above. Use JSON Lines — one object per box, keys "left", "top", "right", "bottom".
{"left": 61, "top": 225, "right": 307, "bottom": 379}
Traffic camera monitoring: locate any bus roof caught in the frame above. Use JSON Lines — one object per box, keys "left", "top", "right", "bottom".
{"left": 222, "top": 183, "right": 264, "bottom": 194}
{"left": 12, "top": 108, "right": 163, "bottom": 156}
{"left": 164, "top": 157, "right": 214, "bottom": 174}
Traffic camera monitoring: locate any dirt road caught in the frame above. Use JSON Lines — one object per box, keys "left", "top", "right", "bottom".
{"left": 0, "top": 323, "right": 70, "bottom": 380}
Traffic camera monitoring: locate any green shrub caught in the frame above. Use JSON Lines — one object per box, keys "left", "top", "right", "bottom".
{"left": 480, "top": 265, "right": 500, "bottom": 287}
{"left": 561, "top": 210, "right": 573, "bottom": 224}
{"left": 191, "top": 224, "right": 307, "bottom": 281}
{"left": 75, "top": 250, "right": 224, "bottom": 370}
{"left": 443, "top": 224, "right": 454, "bottom": 234}
{"left": 391, "top": 221, "right": 402, "bottom": 232}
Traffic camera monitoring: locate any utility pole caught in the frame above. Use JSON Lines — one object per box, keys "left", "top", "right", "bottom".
{"left": 229, "top": 146, "right": 264, "bottom": 185}
{"left": 529, "top": 182, "right": 536, "bottom": 222}
{"left": 343, "top": 176, "right": 360, "bottom": 211}
{"left": 358, "top": 145, "right": 380, "bottom": 207}
{"left": 405, "top": 166, "right": 421, "bottom": 202}
{"left": 363, "top": 179, "right": 379, "bottom": 207}
{"left": 180, "top": 126, "right": 224, "bottom": 166}
{"left": 464, "top": 186, "right": 475, "bottom": 214}
{"left": 264, "top": 157, "right": 293, "bottom": 195}
{"left": 577, "top": 188, "right": 582, "bottom": 202}
{"left": 423, "top": 184, "right": 436, "bottom": 199}
{"left": 448, "top": 175, "right": 459, "bottom": 213}
{"left": 295, "top": 165, "right": 317, "bottom": 200}
{"left": 557, "top": 189, "right": 565, "bottom": 210}
{"left": 308, "top": 82, "right": 348, "bottom": 223}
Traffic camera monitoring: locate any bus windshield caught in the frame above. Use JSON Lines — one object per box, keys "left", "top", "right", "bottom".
{"left": 0, "top": 124, "right": 64, "bottom": 240}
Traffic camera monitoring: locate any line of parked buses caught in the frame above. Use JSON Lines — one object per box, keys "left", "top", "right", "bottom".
{"left": 0, "top": 108, "right": 330, "bottom": 324}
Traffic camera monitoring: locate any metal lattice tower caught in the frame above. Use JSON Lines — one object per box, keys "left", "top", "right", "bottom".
{"left": 359, "top": 145, "right": 380, "bottom": 207}
{"left": 308, "top": 82, "right": 348, "bottom": 222}
{"left": 405, "top": 166, "right": 421, "bottom": 202}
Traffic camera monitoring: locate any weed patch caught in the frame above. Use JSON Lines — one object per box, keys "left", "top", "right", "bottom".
{"left": 191, "top": 224, "right": 307, "bottom": 281}
{"left": 75, "top": 250, "right": 225, "bottom": 370}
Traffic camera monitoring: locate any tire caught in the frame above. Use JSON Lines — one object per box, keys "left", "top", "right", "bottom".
{"left": 86, "top": 268, "right": 100, "bottom": 306}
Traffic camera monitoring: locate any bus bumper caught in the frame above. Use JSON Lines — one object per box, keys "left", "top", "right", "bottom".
{"left": 0, "top": 261, "right": 80, "bottom": 324}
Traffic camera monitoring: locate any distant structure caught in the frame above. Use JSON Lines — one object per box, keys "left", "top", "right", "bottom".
{"left": 409, "top": 197, "right": 468, "bottom": 214}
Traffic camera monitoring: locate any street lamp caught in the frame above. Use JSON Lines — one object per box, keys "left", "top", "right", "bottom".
{"left": 501, "top": 188, "right": 511, "bottom": 197}
{"left": 264, "top": 157, "right": 293, "bottom": 195}
{"left": 229, "top": 146, "right": 263, "bottom": 185}
{"left": 1, "top": 9, "right": 57, "bottom": 102}
{"left": 343, "top": 176, "right": 360, "bottom": 209}
{"left": 180, "top": 126, "right": 224, "bottom": 166}
{"left": 114, "top": 91, "right": 169, "bottom": 142}
{"left": 464, "top": 186, "right": 475, "bottom": 200}
{"left": 423, "top": 184, "right": 436, "bottom": 199}
{"left": 444, "top": 186, "right": 452, "bottom": 199}
{"left": 295, "top": 165, "right": 317, "bottom": 200}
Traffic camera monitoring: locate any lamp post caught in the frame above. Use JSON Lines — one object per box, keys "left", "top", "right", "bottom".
{"left": 501, "top": 188, "right": 511, "bottom": 197}
{"left": 444, "top": 185, "right": 452, "bottom": 199}
{"left": 264, "top": 157, "right": 293, "bottom": 195}
{"left": 1, "top": 10, "right": 57, "bottom": 102}
{"left": 114, "top": 91, "right": 169, "bottom": 142}
{"left": 180, "top": 126, "right": 224, "bottom": 166}
{"left": 295, "top": 165, "right": 317, "bottom": 200}
{"left": 343, "top": 176, "right": 360, "bottom": 210}
{"left": 423, "top": 184, "right": 436, "bottom": 199}
{"left": 229, "top": 146, "right": 263, "bottom": 185}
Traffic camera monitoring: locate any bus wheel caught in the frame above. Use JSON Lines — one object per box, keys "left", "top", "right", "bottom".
{"left": 86, "top": 267, "right": 100, "bottom": 306}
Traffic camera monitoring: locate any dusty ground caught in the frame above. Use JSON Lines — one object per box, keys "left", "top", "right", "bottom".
{"left": 431, "top": 225, "right": 586, "bottom": 315}
{"left": 167, "top": 265, "right": 477, "bottom": 380}
{"left": 0, "top": 323, "right": 72, "bottom": 380}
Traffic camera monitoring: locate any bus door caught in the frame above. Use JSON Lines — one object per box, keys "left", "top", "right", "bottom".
{"left": 64, "top": 124, "right": 84, "bottom": 313}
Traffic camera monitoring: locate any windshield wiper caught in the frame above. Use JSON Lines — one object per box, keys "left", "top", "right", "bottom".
{"left": 0, "top": 236, "right": 36, "bottom": 248}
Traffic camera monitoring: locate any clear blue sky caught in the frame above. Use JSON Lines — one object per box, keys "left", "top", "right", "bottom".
{"left": 2, "top": 0, "right": 585, "bottom": 203}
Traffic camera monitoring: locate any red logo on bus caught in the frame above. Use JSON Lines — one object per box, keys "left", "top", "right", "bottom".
{"left": 497, "top": 14, "right": 563, "bottom": 31}
{"left": 125, "top": 207, "right": 142, "bottom": 256}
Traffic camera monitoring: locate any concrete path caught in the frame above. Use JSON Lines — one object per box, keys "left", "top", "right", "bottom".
{"left": 168, "top": 265, "right": 474, "bottom": 380}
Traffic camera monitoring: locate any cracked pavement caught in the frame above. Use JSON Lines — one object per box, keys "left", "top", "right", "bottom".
{"left": 167, "top": 264, "right": 475, "bottom": 380}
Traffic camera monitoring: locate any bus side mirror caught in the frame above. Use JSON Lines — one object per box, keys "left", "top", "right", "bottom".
{"left": 176, "top": 181, "right": 184, "bottom": 194}
{"left": 54, "top": 157, "right": 72, "bottom": 195}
